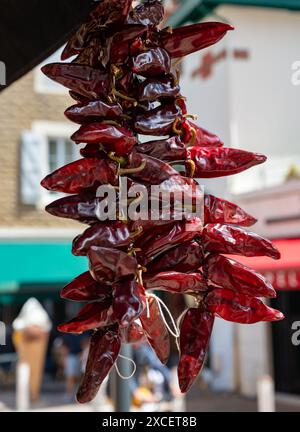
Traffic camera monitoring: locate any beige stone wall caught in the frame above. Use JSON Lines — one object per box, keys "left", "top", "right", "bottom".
{"left": 0, "top": 71, "right": 78, "bottom": 228}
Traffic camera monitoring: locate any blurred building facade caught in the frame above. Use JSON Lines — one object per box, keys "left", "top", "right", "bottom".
{"left": 178, "top": 2, "right": 300, "bottom": 397}
{"left": 0, "top": 51, "right": 86, "bottom": 350}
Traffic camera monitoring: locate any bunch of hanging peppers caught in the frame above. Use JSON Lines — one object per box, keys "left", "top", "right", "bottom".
{"left": 41, "top": 0, "right": 284, "bottom": 402}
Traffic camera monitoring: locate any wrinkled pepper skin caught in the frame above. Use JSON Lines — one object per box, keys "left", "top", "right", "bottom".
{"left": 72, "top": 123, "right": 137, "bottom": 156}
{"left": 144, "top": 271, "right": 208, "bottom": 294}
{"left": 88, "top": 246, "right": 138, "bottom": 285}
{"left": 73, "top": 38, "right": 104, "bottom": 68}
{"left": 135, "top": 218, "right": 202, "bottom": 263}
{"left": 76, "top": 326, "right": 121, "bottom": 404}
{"left": 137, "top": 136, "right": 186, "bottom": 161}
{"left": 120, "top": 321, "right": 145, "bottom": 343}
{"left": 45, "top": 193, "right": 110, "bottom": 224}
{"left": 41, "top": 63, "right": 111, "bottom": 100}
{"left": 112, "top": 281, "right": 146, "bottom": 328}
{"left": 109, "top": 25, "right": 148, "bottom": 64}
{"left": 62, "top": 0, "right": 133, "bottom": 60}
{"left": 158, "top": 22, "right": 234, "bottom": 59}
{"left": 202, "top": 224, "right": 281, "bottom": 259}
{"left": 146, "top": 241, "right": 204, "bottom": 274}
{"left": 127, "top": 0, "right": 164, "bottom": 26}
{"left": 140, "top": 296, "right": 170, "bottom": 364}
{"left": 188, "top": 121, "right": 224, "bottom": 148}
{"left": 203, "top": 254, "right": 276, "bottom": 298}
{"left": 126, "top": 152, "right": 179, "bottom": 184}
{"left": 57, "top": 301, "right": 114, "bottom": 334}
{"left": 205, "top": 289, "right": 284, "bottom": 324}
{"left": 72, "top": 221, "right": 138, "bottom": 256}
{"left": 65, "top": 100, "right": 123, "bottom": 124}
{"left": 178, "top": 308, "right": 214, "bottom": 392}
{"left": 132, "top": 47, "right": 171, "bottom": 77}
{"left": 61, "top": 271, "right": 112, "bottom": 302}
{"left": 204, "top": 194, "right": 257, "bottom": 227}
{"left": 186, "top": 147, "right": 267, "bottom": 178}
{"left": 134, "top": 102, "right": 182, "bottom": 136}
{"left": 136, "top": 75, "right": 180, "bottom": 102}
{"left": 41, "top": 158, "right": 118, "bottom": 193}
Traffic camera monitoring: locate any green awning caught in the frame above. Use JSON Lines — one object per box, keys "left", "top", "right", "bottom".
{"left": 0, "top": 242, "right": 87, "bottom": 291}
{"left": 167, "top": 0, "right": 300, "bottom": 26}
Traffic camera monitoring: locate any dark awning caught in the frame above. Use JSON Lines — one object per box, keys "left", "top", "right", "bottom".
{"left": 0, "top": 0, "right": 95, "bottom": 91}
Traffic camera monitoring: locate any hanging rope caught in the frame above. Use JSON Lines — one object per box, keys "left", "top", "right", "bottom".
{"left": 115, "top": 354, "right": 137, "bottom": 380}
{"left": 148, "top": 293, "right": 180, "bottom": 339}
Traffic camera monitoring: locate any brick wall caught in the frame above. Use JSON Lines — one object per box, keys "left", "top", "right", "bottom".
{"left": 0, "top": 70, "right": 78, "bottom": 228}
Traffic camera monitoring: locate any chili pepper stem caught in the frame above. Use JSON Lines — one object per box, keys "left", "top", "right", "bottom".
{"left": 185, "top": 159, "right": 196, "bottom": 178}
{"left": 112, "top": 88, "right": 138, "bottom": 105}
{"left": 119, "top": 160, "right": 147, "bottom": 175}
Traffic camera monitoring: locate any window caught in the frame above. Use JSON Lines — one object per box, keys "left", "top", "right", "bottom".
{"left": 28, "top": 121, "right": 80, "bottom": 205}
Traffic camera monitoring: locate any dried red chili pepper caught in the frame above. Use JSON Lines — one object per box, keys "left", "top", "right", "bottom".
{"left": 88, "top": 246, "right": 138, "bottom": 285}
{"left": 136, "top": 74, "right": 180, "bottom": 102}
{"left": 41, "top": 158, "right": 118, "bottom": 193}
{"left": 146, "top": 241, "right": 204, "bottom": 274}
{"left": 57, "top": 301, "right": 114, "bottom": 334}
{"left": 62, "top": 0, "right": 133, "bottom": 60}
{"left": 185, "top": 147, "right": 267, "bottom": 178}
{"left": 132, "top": 47, "right": 171, "bottom": 77}
{"left": 65, "top": 100, "right": 123, "bottom": 124}
{"left": 125, "top": 151, "right": 179, "bottom": 184}
{"left": 73, "top": 38, "right": 104, "bottom": 68}
{"left": 127, "top": 0, "right": 164, "bottom": 26}
{"left": 140, "top": 296, "right": 170, "bottom": 364}
{"left": 112, "top": 281, "right": 146, "bottom": 327}
{"left": 178, "top": 308, "right": 214, "bottom": 392}
{"left": 203, "top": 253, "right": 276, "bottom": 298}
{"left": 134, "top": 101, "right": 182, "bottom": 136}
{"left": 144, "top": 271, "right": 207, "bottom": 294}
{"left": 205, "top": 288, "right": 284, "bottom": 324}
{"left": 72, "top": 220, "right": 141, "bottom": 256}
{"left": 45, "top": 193, "right": 111, "bottom": 224}
{"left": 76, "top": 326, "right": 121, "bottom": 404}
{"left": 137, "top": 136, "right": 186, "bottom": 161}
{"left": 71, "top": 122, "right": 137, "bottom": 156}
{"left": 158, "top": 22, "right": 234, "bottom": 59}
{"left": 109, "top": 25, "right": 148, "bottom": 64}
{"left": 135, "top": 218, "right": 202, "bottom": 263}
{"left": 204, "top": 194, "right": 257, "bottom": 227}
{"left": 202, "top": 223, "right": 281, "bottom": 259}
{"left": 72, "top": 221, "right": 142, "bottom": 255}
{"left": 187, "top": 121, "right": 223, "bottom": 148}
{"left": 41, "top": 63, "right": 111, "bottom": 100}
{"left": 120, "top": 321, "right": 145, "bottom": 343}
{"left": 60, "top": 271, "right": 112, "bottom": 302}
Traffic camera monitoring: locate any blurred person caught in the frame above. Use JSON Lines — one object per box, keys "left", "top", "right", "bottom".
{"left": 130, "top": 342, "right": 173, "bottom": 406}
{"left": 51, "top": 336, "right": 68, "bottom": 380}
{"left": 62, "top": 333, "right": 82, "bottom": 400}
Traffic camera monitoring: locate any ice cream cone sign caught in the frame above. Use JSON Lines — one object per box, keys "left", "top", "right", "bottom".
{"left": 12, "top": 298, "right": 52, "bottom": 401}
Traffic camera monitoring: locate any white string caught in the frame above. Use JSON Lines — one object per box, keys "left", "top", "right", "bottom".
{"left": 115, "top": 354, "right": 137, "bottom": 380}
{"left": 148, "top": 293, "right": 180, "bottom": 339}
{"left": 175, "top": 309, "right": 188, "bottom": 353}
{"left": 145, "top": 295, "right": 150, "bottom": 319}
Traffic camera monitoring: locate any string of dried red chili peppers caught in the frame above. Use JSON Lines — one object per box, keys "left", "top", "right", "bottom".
{"left": 41, "top": 0, "right": 284, "bottom": 402}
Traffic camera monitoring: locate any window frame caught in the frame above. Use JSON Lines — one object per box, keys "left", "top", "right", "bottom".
{"left": 31, "top": 120, "right": 79, "bottom": 207}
